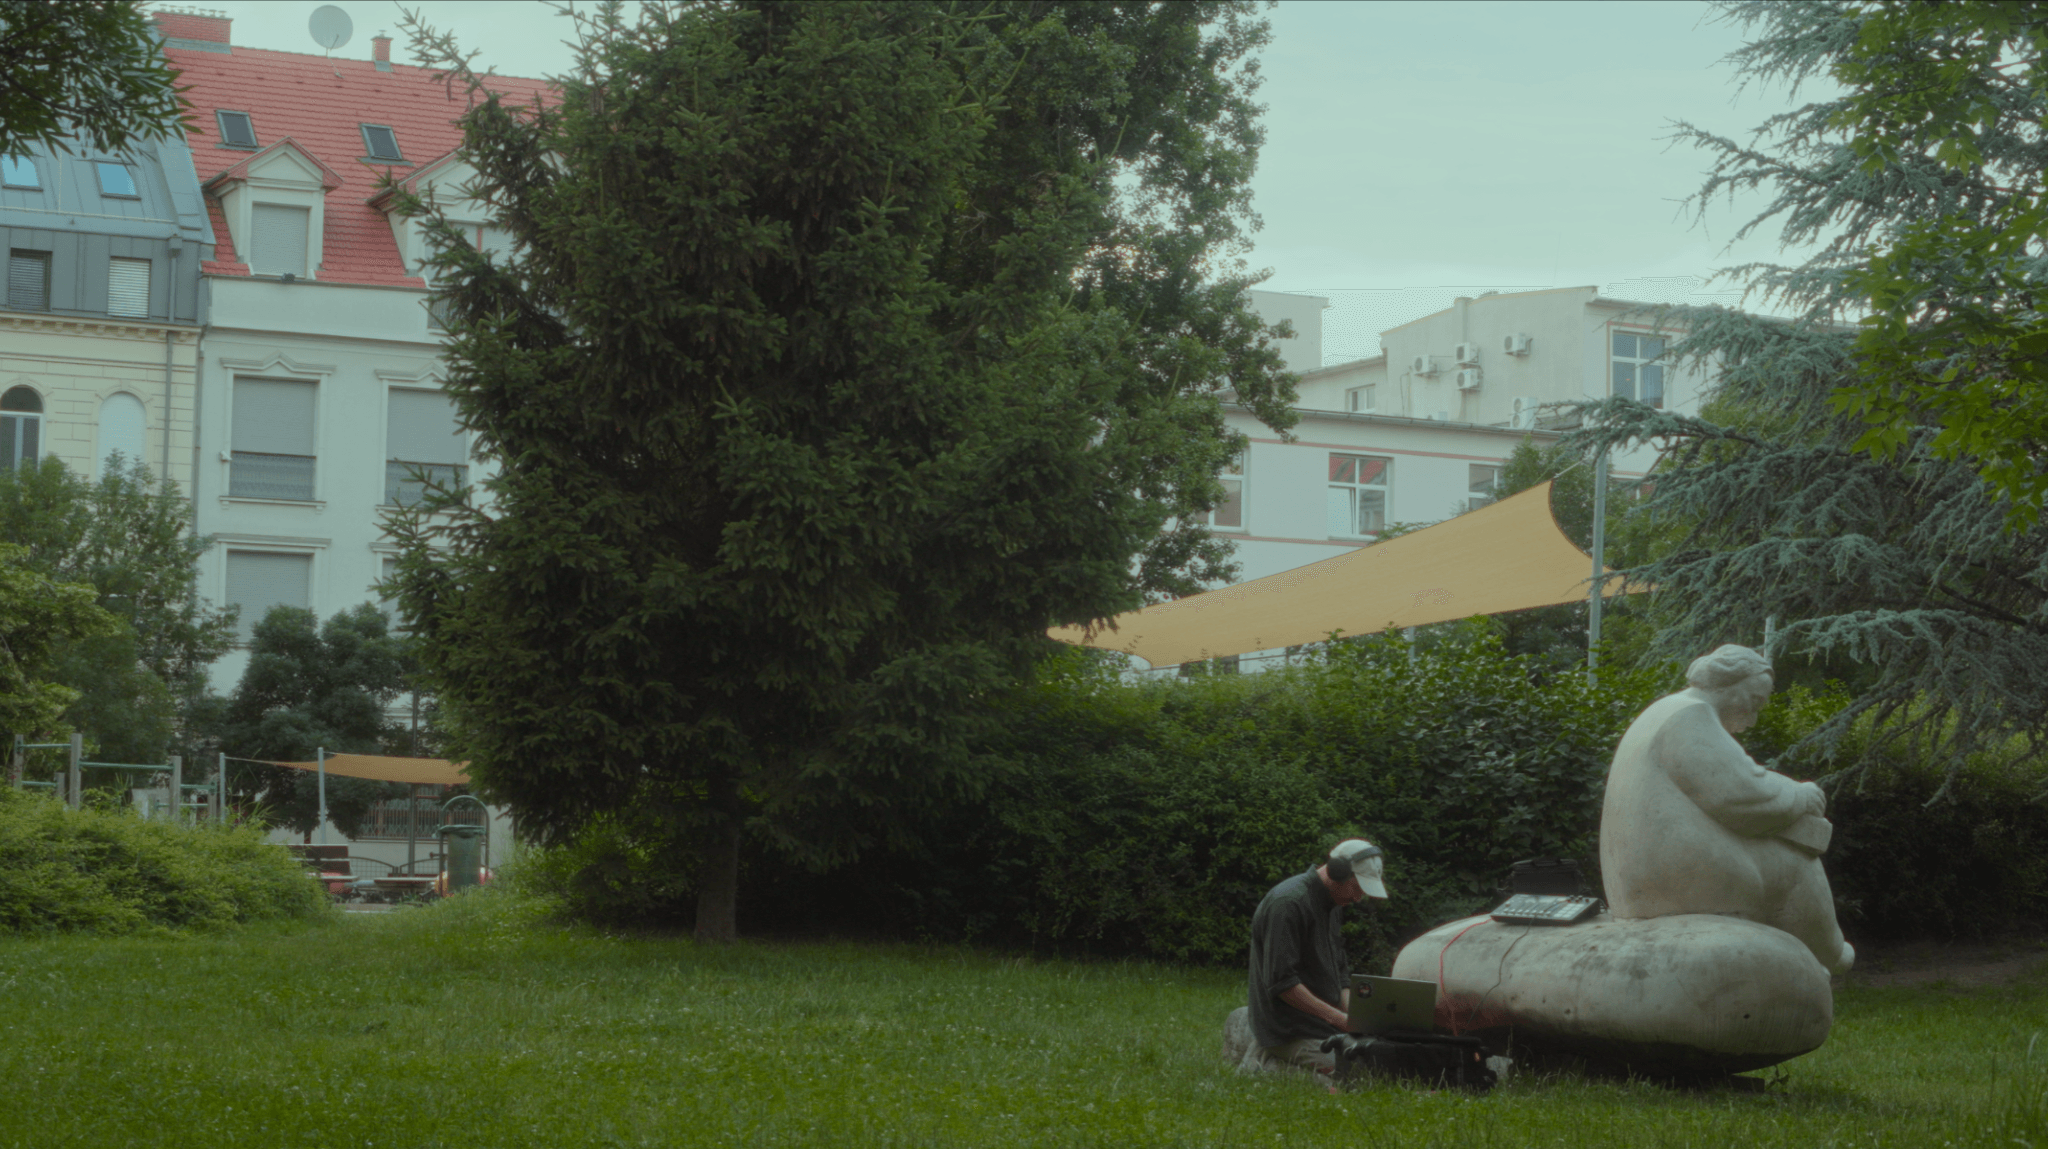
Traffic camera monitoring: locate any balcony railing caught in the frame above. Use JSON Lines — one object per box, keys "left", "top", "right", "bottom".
{"left": 229, "top": 452, "right": 315, "bottom": 500}
{"left": 385, "top": 461, "right": 466, "bottom": 507}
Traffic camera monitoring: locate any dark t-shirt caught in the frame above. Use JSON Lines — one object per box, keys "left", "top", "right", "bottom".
{"left": 1246, "top": 866, "right": 1352, "bottom": 1049}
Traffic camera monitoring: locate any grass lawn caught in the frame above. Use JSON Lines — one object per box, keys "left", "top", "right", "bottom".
{"left": 1, "top": 893, "right": 2043, "bottom": 1149}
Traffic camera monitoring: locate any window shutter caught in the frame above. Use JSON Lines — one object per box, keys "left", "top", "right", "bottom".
{"left": 386, "top": 389, "right": 463, "bottom": 464}
{"left": 107, "top": 257, "right": 150, "bottom": 317}
{"left": 249, "top": 204, "right": 309, "bottom": 276}
{"left": 224, "top": 551, "right": 311, "bottom": 641}
{"left": 97, "top": 394, "right": 147, "bottom": 476}
{"left": 479, "top": 225, "right": 515, "bottom": 261}
{"left": 232, "top": 378, "right": 316, "bottom": 455}
{"left": 8, "top": 251, "right": 48, "bottom": 310}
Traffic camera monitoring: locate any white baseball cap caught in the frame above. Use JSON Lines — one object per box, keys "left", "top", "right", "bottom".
{"left": 1329, "top": 838, "right": 1388, "bottom": 899}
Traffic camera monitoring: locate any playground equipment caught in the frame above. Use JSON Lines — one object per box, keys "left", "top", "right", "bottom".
{"left": 8, "top": 735, "right": 220, "bottom": 820}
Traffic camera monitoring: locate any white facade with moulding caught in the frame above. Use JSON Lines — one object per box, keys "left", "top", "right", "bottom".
{"left": 192, "top": 281, "right": 475, "bottom": 692}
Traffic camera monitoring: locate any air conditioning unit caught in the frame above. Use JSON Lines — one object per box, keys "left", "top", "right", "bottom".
{"left": 1503, "top": 333, "right": 1533, "bottom": 356}
{"left": 1411, "top": 354, "right": 1438, "bottom": 376}
{"left": 1511, "top": 396, "right": 1541, "bottom": 429}
{"left": 1455, "top": 368, "right": 1483, "bottom": 392}
{"left": 1454, "top": 342, "right": 1482, "bottom": 365}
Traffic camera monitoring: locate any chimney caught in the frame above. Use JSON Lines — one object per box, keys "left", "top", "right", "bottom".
{"left": 151, "top": 8, "right": 232, "bottom": 47}
{"left": 373, "top": 33, "right": 393, "bottom": 69}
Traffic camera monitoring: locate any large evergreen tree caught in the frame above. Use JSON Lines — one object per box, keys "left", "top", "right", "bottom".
{"left": 386, "top": 1, "right": 1296, "bottom": 939}
{"left": 1570, "top": 1, "right": 2048, "bottom": 787}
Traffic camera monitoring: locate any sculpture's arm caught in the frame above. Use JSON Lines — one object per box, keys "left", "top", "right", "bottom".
{"left": 1655, "top": 701, "right": 1811, "bottom": 838}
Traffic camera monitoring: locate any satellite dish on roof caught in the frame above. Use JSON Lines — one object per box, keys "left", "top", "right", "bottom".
{"left": 309, "top": 5, "right": 353, "bottom": 52}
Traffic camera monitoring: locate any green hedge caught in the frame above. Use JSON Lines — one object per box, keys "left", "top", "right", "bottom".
{"left": 0, "top": 787, "right": 328, "bottom": 934}
{"left": 521, "top": 630, "right": 2048, "bottom": 961}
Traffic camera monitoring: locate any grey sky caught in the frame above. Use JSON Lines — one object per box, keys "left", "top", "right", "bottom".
{"left": 186, "top": 1, "right": 1835, "bottom": 363}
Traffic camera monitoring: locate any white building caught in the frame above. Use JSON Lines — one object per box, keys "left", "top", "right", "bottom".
{"left": 156, "top": 10, "right": 550, "bottom": 692}
{"left": 1171, "top": 285, "right": 1712, "bottom": 668}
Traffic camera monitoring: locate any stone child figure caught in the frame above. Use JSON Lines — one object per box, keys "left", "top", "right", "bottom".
{"left": 1599, "top": 645, "right": 1855, "bottom": 974}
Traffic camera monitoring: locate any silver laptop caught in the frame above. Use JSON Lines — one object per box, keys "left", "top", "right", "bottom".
{"left": 1348, "top": 975, "right": 1439, "bottom": 1036}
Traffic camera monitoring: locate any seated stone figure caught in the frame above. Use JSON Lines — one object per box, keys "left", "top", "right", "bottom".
{"left": 1600, "top": 644, "right": 1854, "bottom": 974}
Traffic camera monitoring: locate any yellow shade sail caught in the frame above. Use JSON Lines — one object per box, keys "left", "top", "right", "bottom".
{"left": 1049, "top": 481, "right": 1627, "bottom": 667}
{"left": 265, "top": 754, "right": 470, "bottom": 786}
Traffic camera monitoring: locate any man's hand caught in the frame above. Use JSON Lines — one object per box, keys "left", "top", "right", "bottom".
{"left": 1279, "top": 983, "right": 1352, "bottom": 1032}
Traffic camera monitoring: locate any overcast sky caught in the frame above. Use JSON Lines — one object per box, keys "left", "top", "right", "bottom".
{"left": 187, "top": 0, "right": 1836, "bottom": 363}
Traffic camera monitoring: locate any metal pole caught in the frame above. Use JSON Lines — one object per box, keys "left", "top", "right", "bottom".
{"left": 9, "top": 734, "right": 21, "bottom": 789}
{"left": 407, "top": 784, "right": 419, "bottom": 876}
{"left": 169, "top": 755, "right": 181, "bottom": 822}
{"left": 217, "top": 751, "right": 227, "bottom": 825}
{"left": 67, "top": 733, "right": 82, "bottom": 810}
{"left": 316, "top": 746, "right": 328, "bottom": 845}
{"left": 1587, "top": 447, "right": 1610, "bottom": 685}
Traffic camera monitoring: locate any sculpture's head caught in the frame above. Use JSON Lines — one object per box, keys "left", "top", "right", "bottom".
{"left": 1687, "top": 644, "right": 1773, "bottom": 733}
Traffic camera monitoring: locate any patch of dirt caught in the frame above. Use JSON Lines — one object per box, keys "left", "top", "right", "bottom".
{"left": 1848, "top": 937, "right": 2048, "bottom": 988}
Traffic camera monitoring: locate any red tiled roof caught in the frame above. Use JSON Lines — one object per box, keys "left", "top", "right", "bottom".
{"left": 164, "top": 43, "right": 554, "bottom": 287}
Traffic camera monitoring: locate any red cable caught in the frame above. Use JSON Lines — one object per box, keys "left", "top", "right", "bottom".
{"left": 1435, "top": 917, "right": 1489, "bottom": 1035}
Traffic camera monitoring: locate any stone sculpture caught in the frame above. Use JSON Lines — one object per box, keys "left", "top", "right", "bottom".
{"left": 1600, "top": 644, "right": 1852, "bottom": 974}
{"left": 1386, "top": 644, "right": 1848, "bottom": 1077}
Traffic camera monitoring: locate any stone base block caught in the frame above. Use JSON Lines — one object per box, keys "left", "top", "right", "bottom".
{"left": 1390, "top": 912, "right": 1832, "bottom": 1076}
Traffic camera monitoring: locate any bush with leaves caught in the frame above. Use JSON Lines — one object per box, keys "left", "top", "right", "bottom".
{"left": 0, "top": 456, "right": 234, "bottom": 766}
{"left": 0, "top": 786, "right": 327, "bottom": 934}
{"left": 526, "top": 628, "right": 1669, "bottom": 967}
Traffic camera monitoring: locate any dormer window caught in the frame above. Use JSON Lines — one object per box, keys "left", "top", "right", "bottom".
{"left": 361, "top": 125, "right": 404, "bottom": 162}
{"left": 94, "top": 162, "right": 139, "bottom": 199}
{"left": 217, "top": 111, "right": 258, "bottom": 149}
{"left": 1, "top": 156, "right": 37, "bottom": 189}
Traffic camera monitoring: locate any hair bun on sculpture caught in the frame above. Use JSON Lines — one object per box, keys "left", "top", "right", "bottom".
{"left": 1686, "top": 644, "right": 1771, "bottom": 690}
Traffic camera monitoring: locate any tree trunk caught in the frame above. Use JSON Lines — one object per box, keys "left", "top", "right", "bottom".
{"left": 694, "top": 779, "right": 741, "bottom": 944}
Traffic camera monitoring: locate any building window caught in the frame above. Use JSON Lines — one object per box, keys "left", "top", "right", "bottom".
{"left": 249, "top": 204, "right": 310, "bottom": 277}
{"left": 1326, "top": 452, "right": 1391, "bottom": 538}
{"left": 97, "top": 393, "right": 147, "bottom": 476}
{"left": 224, "top": 550, "right": 311, "bottom": 643}
{"left": 1, "top": 155, "right": 37, "bottom": 189}
{"left": 1207, "top": 452, "right": 1244, "bottom": 530}
{"left": 1467, "top": 463, "right": 1501, "bottom": 511}
{"left": 377, "top": 554, "right": 408, "bottom": 632}
{"left": 94, "top": 161, "right": 139, "bottom": 199}
{"left": 426, "top": 295, "right": 453, "bottom": 331}
{"left": 1, "top": 386, "right": 41, "bottom": 472}
{"left": 385, "top": 388, "right": 467, "bottom": 505}
{"left": 7, "top": 250, "right": 50, "bottom": 311}
{"left": 230, "top": 377, "right": 317, "bottom": 500}
{"left": 360, "top": 124, "right": 404, "bottom": 162}
{"left": 1612, "top": 332, "right": 1667, "bottom": 408}
{"left": 216, "top": 110, "right": 258, "bottom": 149}
{"left": 1345, "top": 385, "right": 1376, "bottom": 413}
{"left": 107, "top": 256, "right": 150, "bottom": 317}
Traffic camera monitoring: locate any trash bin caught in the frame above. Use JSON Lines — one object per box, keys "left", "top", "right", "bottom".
{"left": 437, "top": 824, "right": 484, "bottom": 894}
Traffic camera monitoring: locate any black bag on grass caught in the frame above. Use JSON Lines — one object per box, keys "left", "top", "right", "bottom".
{"left": 1319, "top": 1033, "right": 1497, "bottom": 1093}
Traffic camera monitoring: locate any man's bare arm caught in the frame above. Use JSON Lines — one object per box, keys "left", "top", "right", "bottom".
{"left": 1279, "top": 983, "right": 1351, "bottom": 1032}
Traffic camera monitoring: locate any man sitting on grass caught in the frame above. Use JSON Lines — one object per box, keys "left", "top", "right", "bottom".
{"left": 1235, "top": 839, "right": 1387, "bottom": 1079}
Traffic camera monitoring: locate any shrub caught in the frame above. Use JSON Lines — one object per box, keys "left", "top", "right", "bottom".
{"left": 523, "top": 628, "right": 2047, "bottom": 960}
{"left": 0, "top": 787, "right": 328, "bottom": 934}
